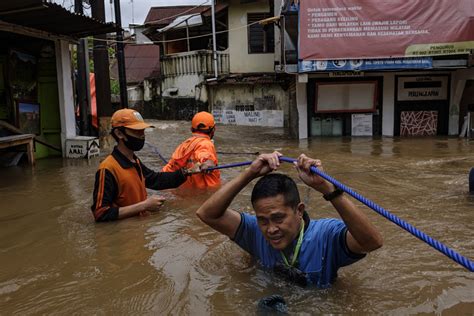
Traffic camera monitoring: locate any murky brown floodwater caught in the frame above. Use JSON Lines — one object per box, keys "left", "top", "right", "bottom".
{"left": 1, "top": 120, "right": 473, "bottom": 315}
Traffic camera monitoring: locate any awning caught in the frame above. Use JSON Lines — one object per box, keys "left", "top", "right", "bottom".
{"left": 0, "top": 0, "right": 118, "bottom": 38}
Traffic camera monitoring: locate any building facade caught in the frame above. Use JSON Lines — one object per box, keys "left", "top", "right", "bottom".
{"left": 144, "top": 0, "right": 294, "bottom": 130}
{"left": 0, "top": 1, "right": 115, "bottom": 159}
{"left": 277, "top": 0, "right": 474, "bottom": 139}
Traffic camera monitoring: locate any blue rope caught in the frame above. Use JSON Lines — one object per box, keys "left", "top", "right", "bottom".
{"left": 207, "top": 161, "right": 253, "bottom": 171}
{"left": 277, "top": 156, "right": 474, "bottom": 272}
{"left": 209, "top": 157, "right": 473, "bottom": 272}
{"left": 145, "top": 142, "right": 259, "bottom": 165}
{"left": 149, "top": 147, "right": 473, "bottom": 271}
{"left": 145, "top": 142, "right": 169, "bottom": 164}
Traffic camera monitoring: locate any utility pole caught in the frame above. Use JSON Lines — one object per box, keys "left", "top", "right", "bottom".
{"left": 131, "top": 0, "right": 135, "bottom": 25}
{"left": 114, "top": 0, "right": 128, "bottom": 108}
{"left": 211, "top": 0, "right": 218, "bottom": 78}
{"left": 75, "top": 0, "right": 91, "bottom": 135}
{"left": 91, "top": 0, "right": 113, "bottom": 148}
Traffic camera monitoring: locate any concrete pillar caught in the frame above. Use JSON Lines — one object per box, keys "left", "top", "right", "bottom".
{"left": 296, "top": 81, "right": 308, "bottom": 139}
{"left": 55, "top": 40, "right": 76, "bottom": 156}
{"left": 450, "top": 78, "right": 465, "bottom": 135}
{"left": 382, "top": 73, "right": 395, "bottom": 136}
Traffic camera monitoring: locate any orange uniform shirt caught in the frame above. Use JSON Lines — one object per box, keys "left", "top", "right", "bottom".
{"left": 91, "top": 147, "right": 186, "bottom": 221}
{"left": 162, "top": 133, "right": 221, "bottom": 189}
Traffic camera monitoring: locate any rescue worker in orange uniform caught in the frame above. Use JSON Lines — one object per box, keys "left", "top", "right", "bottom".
{"left": 162, "top": 111, "right": 221, "bottom": 189}
{"left": 91, "top": 109, "right": 190, "bottom": 222}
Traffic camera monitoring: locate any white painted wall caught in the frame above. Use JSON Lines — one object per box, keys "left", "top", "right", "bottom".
{"left": 161, "top": 74, "right": 205, "bottom": 99}
{"left": 228, "top": 0, "right": 275, "bottom": 73}
{"left": 144, "top": 80, "right": 152, "bottom": 101}
{"left": 210, "top": 84, "right": 287, "bottom": 127}
{"left": 131, "top": 26, "right": 150, "bottom": 44}
{"left": 55, "top": 40, "right": 76, "bottom": 156}
{"left": 296, "top": 82, "right": 308, "bottom": 139}
{"left": 127, "top": 85, "right": 143, "bottom": 102}
{"left": 213, "top": 109, "right": 283, "bottom": 127}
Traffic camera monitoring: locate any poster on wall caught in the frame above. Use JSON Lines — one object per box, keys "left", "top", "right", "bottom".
{"left": 316, "top": 81, "right": 376, "bottom": 113}
{"left": 17, "top": 101, "right": 40, "bottom": 135}
{"left": 351, "top": 113, "right": 373, "bottom": 136}
{"left": 299, "top": 0, "right": 474, "bottom": 60}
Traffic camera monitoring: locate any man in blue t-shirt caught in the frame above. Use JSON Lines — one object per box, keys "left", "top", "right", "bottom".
{"left": 196, "top": 152, "right": 383, "bottom": 288}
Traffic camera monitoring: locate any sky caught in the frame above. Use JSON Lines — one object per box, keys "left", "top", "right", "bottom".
{"left": 55, "top": 0, "right": 211, "bottom": 28}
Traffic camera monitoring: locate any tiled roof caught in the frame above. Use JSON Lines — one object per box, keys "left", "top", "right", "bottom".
{"left": 144, "top": 6, "right": 210, "bottom": 27}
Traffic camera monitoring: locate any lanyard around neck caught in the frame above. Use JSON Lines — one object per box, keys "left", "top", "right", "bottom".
{"left": 280, "top": 220, "right": 305, "bottom": 267}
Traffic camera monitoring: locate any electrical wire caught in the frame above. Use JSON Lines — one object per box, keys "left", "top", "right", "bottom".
{"left": 83, "top": 17, "right": 266, "bottom": 45}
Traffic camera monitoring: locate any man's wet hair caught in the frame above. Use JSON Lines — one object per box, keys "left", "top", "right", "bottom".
{"left": 251, "top": 173, "right": 301, "bottom": 209}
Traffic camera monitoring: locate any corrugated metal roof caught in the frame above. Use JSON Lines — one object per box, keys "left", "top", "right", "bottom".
{"left": 110, "top": 44, "right": 160, "bottom": 84}
{"left": 0, "top": 0, "right": 118, "bottom": 38}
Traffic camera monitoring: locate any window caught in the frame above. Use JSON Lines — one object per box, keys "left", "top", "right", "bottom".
{"left": 247, "top": 13, "right": 274, "bottom": 54}
{"left": 315, "top": 81, "right": 377, "bottom": 113}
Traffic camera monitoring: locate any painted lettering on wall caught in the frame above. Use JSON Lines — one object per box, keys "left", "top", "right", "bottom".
{"left": 212, "top": 110, "right": 283, "bottom": 127}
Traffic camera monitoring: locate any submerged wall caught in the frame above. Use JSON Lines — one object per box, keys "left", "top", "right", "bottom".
{"left": 209, "top": 84, "right": 288, "bottom": 127}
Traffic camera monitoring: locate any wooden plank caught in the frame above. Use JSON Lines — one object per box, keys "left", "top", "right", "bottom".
{"left": 0, "top": 135, "right": 34, "bottom": 148}
{"left": 0, "top": 134, "right": 36, "bottom": 142}
{"left": 0, "top": 134, "right": 36, "bottom": 165}
{"left": 0, "top": 120, "right": 61, "bottom": 152}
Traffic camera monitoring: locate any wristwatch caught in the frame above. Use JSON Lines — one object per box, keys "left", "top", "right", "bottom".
{"left": 323, "top": 188, "right": 344, "bottom": 201}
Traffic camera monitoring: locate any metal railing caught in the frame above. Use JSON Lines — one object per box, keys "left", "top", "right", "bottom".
{"left": 161, "top": 50, "right": 230, "bottom": 77}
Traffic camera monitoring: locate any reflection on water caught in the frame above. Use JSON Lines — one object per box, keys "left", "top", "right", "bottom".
{"left": 0, "top": 121, "right": 473, "bottom": 314}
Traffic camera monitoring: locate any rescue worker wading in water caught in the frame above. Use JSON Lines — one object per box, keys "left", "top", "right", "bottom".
{"left": 162, "top": 111, "right": 221, "bottom": 189}
{"left": 91, "top": 109, "right": 191, "bottom": 222}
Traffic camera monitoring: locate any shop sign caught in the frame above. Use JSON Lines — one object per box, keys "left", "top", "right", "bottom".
{"left": 66, "top": 136, "right": 100, "bottom": 159}
{"left": 300, "top": 0, "right": 474, "bottom": 60}
{"left": 329, "top": 71, "right": 364, "bottom": 77}
{"left": 299, "top": 57, "right": 432, "bottom": 72}
{"left": 397, "top": 76, "right": 448, "bottom": 101}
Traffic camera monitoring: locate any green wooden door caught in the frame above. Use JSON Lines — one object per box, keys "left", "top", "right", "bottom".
{"left": 37, "top": 57, "right": 61, "bottom": 158}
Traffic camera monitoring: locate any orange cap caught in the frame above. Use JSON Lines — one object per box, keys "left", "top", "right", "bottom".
{"left": 192, "top": 111, "right": 215, "bottom": 130}
{"left": 111, "top": 109, "right": 154, "bottom": 130}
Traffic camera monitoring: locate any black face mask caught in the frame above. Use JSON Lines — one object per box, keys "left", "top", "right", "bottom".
{"left": 123, "top": 134, "right": 145, "bottom": 151}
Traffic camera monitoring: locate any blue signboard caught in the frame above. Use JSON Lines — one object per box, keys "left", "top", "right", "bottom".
{"left": 298, "top": 57, "right": 432, "bottom": 72}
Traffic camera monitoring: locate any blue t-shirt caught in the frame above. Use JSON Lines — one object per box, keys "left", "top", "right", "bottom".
{"left": 233, "top": 213, "right": 365, "bottom": 288}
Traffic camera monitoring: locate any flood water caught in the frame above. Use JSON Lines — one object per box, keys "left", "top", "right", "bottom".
{"left": 1, "top": 120, "right": 473, "bottom": 315}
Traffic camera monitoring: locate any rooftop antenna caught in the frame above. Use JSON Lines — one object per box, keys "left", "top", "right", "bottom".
{"left": 131, "top": 0, "right": 134, "bottom": 25}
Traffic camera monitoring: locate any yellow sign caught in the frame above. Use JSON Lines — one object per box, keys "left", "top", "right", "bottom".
{"left": 406, "top": 41, "right": 474, "bottom": 57}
